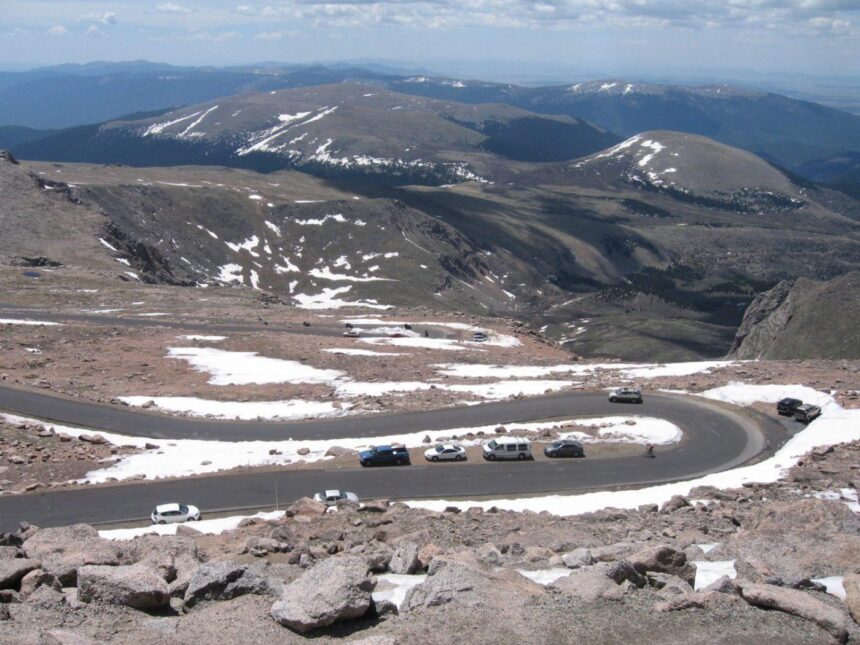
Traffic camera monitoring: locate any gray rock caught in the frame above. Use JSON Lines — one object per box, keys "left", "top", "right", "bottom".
{"left": 562, "top": 548, "right": 595, "bottom": 569}
{"left": 647, "top": 572, "right": 695, "bottom": 598}
{"left": 738, "top": 581, "right": 848, "bottom": 642}
{"left": 77, "top": 564, "right": 169, "bottom": 610}
{"left": 702, "top": 575, "right": 740, "bottom": 595}
{"left": 0, "top": 558, "right": 41, "bottom": 589}
{"left": 0, "top": 603, "right": 8, "bottom": 621}
{"left": 604, "top": 560, "right": 647, "bottom": 588}
{"left": 26, "top": 585, "right": 67, "bottom": 608}
{"left": 628, "top": 544, "right": 697, "bottom": 585}
{"left": 19, "top": 569, "right": 62, "bottom": 596}
{"left": 270, "top": 525, "right": 298, "bottom": 544}
{"left": 661, "top": 495, "right": 689, "bottom": 513}
{"left": 402, "top": 555, "right": 543, "bottom": 611}
{"left": 388, "top": 542, "right": 420, "bottom": 575}
{"left": 285, "top": 497, "right": 327, "bottom": 518}
{"left": 552, "top": 567, "right": 626, "bottom": 602}
{"left": 844, "top": 573, "right": 860, "bottom": 626}
{"left": 23, "top": 525, "right": 121, "bottom": 585}
{"left": 183, "top": 561, "right": 270, "bottom": 608}
{"left": 476, "top": 543, "right": 503, "bottom": 567}
{"left": 270, "top": 555, "right": 374, "bottom": 633}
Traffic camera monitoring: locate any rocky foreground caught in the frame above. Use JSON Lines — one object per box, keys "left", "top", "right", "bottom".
{"left": 1, "top": 441, "right": 860, "bottom": 644}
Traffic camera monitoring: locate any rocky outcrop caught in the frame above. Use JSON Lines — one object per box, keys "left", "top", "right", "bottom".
{"left": 721, "top": 499, "right": 860, "bottom": 581}
{"left": 270, "top": 555, "right": 374, "bottom": 633}
{"left": 401, "top": 554, "right": 544, "bottom": 611}
{"left": 0, "top": 558, "right": 41, "bottom": 589}
{"left": 387, "top": 542, "right": 420, "bottom": 575}
{"left": 738, "top": 582, "right": 848, "bottom": 642}
{"left": 19, "top": 569, "right": 62, "bottom": 596}
{"left": 22, "top": 525, "right": 121, "bottom": 585}
{"left": 729, "top": 273, "right": 860, "bottom": 360}
{"left": 628, "top": 544, "right": 696, "bottom": 585}
{"left": 728, "top": 279, "right": 794, "bottom": 358}
{"left": 844, "top": 574, "right": 860, "bottom": 626}
{"left": 552, "top": 567, "right": 628, "bottom": 601}
{"left": 183, "top": 561, "right": 270, "bottom": 608}
{"left": 562, "top": 547, "right": 595, "bottom": 569}
{"left": 77, "top": 564, "right": 170, "bottom": 610}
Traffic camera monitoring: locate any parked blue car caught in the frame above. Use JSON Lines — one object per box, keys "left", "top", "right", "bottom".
{"left": 359, "top": 445, "right": 411, "bottom": 467}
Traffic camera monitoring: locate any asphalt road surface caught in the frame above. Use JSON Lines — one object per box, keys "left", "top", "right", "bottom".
{"left": 0, "top": 385, "right": 787, "bottom": 531}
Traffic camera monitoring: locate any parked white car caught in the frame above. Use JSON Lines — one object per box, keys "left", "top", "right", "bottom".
{"left": 424, "top": 444, "right": 467, "bottom": 462}
{"left": 608, "top": 387, "right": 643, "bottom": 403}
{"left": 482, "top": 437, "right": 532, "bottom": 461}
{"left": 313, "top": 490, "right": 360, "bottom": 505}
{"left": 151, "top": 502, "right": 200, "bottom": 524}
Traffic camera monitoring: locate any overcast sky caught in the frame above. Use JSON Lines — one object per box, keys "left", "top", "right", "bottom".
{"left": 1, "top": 1, "right": 858, "bottom": 78}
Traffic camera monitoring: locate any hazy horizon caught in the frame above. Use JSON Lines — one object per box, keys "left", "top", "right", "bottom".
{"left": 2, "top": 1, "right": 858, "bottom": 79}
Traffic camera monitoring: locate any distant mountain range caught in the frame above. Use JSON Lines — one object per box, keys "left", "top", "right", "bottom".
{"left": 11, "top": 84, "right": 619, "bottom": 184}
{"left": 1, "top": 62, "right": 860, "bottom": 183}
{"left": 4, "top": 115, "right": 858, "bottom": 360}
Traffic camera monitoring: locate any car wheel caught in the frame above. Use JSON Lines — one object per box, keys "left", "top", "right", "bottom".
{"left": 456, "top": 455, "right": 465, "bottom": 461}
{"left": 157, "top": 520, "right": 166, "bottom": 525}
{"left": 609, "top": 397, "right": 617, "bottom": 402}
{"left": 431, "top": 456, "right": 439, "bottom": 462}
{"left": 395, "top": 458, "right": 404, "bottom": 465}
{"left": 518, "top": 453, "right": 526, "bottom": 460}
{"left": 487, "top": 454, "right": 496, "bottom": 461}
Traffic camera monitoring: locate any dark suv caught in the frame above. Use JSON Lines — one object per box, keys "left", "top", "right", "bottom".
{"left": 359, "top": 445, "right": 411, "bottom": 467}
{"left": 544, "top": 439, "right": 585, "bottom": 458}
{"left": 777, "top": 398, "right": 803, "bottom": 416}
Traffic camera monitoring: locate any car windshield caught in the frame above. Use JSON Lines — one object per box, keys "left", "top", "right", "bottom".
{"left": 487, "top": 440, "right": 498, "bottom": 449}
{"left": 179, "top": 504, "right": 188, "bottom": 514}
{"left": 435, "top": 446, "right": 444, "bottom": 452}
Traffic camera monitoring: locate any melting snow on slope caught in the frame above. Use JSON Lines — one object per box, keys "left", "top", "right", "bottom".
{"left": 433, "top": 360, "right": 733, "bottom": 380}
{"left": 293, "top": 213, "right": 347, "bottom": 225}
{"left": 693, "top": 561, "right": 737, "bottom": 591}
{"left": 167, "top": 347, "right": 345, "bottom": 386}
{"left": 119, "top": 396, "right": 353, "bottom": 421}
{"left": 0, "top": 319, "right": 63, "bottom": 326}
{"left": 293, "top": 286, "right": 392, "bottom": 310}
{"left": 637, "top": 139, "right": 665, "bottom": 166}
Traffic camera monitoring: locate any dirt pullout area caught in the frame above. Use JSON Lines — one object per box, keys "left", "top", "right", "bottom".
{"left": 1, "top": 440, "right": 859, "bottom": 643}
{"left": 0, "top": 419, "right": 141, "bottom": 495}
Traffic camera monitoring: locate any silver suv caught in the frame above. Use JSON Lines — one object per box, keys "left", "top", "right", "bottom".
{"left": 609, "top": 387, "right": 643, "bottom": 403}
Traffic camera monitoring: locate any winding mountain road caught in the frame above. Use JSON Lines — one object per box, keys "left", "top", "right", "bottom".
{"left": 0, "top": 385, "right": 788, "bottom": 531}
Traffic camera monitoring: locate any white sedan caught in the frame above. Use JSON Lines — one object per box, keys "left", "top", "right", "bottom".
{"left": 151, "top": 502, "right": 200, "bottom": 524}
{"left": 424, "top": 444, "right": 467, "bottom": 462}
{"left": 313, "top": 490, "right": 360, "bottom": 505}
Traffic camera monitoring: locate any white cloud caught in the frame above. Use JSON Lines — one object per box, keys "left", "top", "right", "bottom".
{"left": 47, "top": 25, "right": 68, "bottom": 36}
{"left": 156, "top": 2, "right": 192, "bottom": 13}
{"left": 190, "top": 30, "right": 242, "bottom": 41}
{"left": 85, "top": 25, "right": 103, "bottom": 37}
{"left": 254, "top": 30, "right": 291, "bottom": 39}
{"left": 82, "top": 12, "right": 118, "bottom": 25}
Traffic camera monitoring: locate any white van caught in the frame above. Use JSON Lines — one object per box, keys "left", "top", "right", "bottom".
{"left": 482, "top": 436, "right": 532, "bottom": 461}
